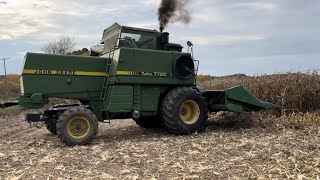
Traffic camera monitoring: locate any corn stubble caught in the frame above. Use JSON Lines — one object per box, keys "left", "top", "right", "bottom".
{"left": 0, "top": 72, "right": 319, "bottom": 179}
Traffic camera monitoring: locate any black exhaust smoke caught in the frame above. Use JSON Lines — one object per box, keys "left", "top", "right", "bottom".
{"left": 158, "top": 0, "right": 191, "bottom": 32}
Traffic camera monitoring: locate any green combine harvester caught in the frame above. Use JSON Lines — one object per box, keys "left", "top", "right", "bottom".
{"left": 0, "top": 23, "right": 279, "bottom": 146}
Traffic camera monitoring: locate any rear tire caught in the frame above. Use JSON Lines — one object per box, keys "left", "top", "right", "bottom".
{"left": 134, "top": 117, "right": 162, "bottom": 128}
{"left": 56, "top": 107, "right": 98, "bottom": 146}
{"left": 161, "top": 87, "right": 208, "bottom": 135}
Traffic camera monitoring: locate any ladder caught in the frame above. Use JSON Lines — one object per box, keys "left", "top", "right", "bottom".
{"left": 99, "top": 48, "right": 116, "bottom": 120}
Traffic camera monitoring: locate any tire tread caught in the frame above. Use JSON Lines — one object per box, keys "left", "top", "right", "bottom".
{"left": 161, "top": 87, "right": 208, "bottom": 135}
{"left": 56, "top": 107, "right": 98, "bottom": 146}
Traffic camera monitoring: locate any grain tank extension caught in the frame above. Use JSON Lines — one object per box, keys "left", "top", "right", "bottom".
{"left": 1, "top": 23, "right": 279, "bottom": 146}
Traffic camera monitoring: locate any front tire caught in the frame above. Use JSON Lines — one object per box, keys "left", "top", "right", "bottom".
{"left": 161, "top": 87, "right": 208, "bottom": 135}
{"left": 56, "top": 107, "right": 98, "bottom": 146}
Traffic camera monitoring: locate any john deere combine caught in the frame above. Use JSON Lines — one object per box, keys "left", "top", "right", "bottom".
{"left": 0, "top": 23, "right": 278, "bottom": 146}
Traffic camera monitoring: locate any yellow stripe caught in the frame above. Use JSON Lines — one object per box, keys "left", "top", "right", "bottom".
{"left": 23, "top": 69, "right": 166, "bottom": 77}
{"left": 22, "top": 69, "right": 107, "bottom": 77}
{"left": 22, "top": 69, "right": 37, "bottom": 74}
{"left": 74, "top": 71, "right": 106, "bottom": 76}
{"left": 116, "top": 71, "right": 131, "bottom": 75}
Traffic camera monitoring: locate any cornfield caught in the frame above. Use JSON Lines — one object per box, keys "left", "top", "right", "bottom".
{"left": 199, "top": 71, "right": 320, "bottom": 113}
{"left": 0, "top": 74, "right": 20, "bottom": 101}
{"left": 0, "top": 72, "right": 319, "bottom": 179}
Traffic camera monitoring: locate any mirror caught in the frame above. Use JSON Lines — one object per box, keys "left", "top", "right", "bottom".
{"left": 187, "top": 41, "right": 193, "bottom": 47}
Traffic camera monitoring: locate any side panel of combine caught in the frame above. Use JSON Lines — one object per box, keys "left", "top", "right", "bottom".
{"left": 113, "top": 48, "right": 172, "bottom": 84}
{"left": 106, "top": 85, "right": 133, "bottom": 113}
{"left": 140, "top": 86, "right": 161, "bottom": 113}
{"left": 104, "top": 84, "right": 164, "bottom": 118}
{"left": 113, "top": 48, "right": 194, "bottom": 85}
{"left": 134, "top": 49, "right": 173, "bottom": 84}
{"left": 20, "top": 53, "right": 110, "bottom": 108}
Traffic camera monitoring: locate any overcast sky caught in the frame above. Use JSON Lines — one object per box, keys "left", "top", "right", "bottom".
{"left": 0, "top": 0, "right": 319, "bottom": 75}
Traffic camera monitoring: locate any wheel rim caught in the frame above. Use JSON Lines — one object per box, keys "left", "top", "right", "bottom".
{"left": 180, "top": 100, "right": 200, "bottom": 124}
{"left": 67, "top": 116, "right": 91, "bottom": 139}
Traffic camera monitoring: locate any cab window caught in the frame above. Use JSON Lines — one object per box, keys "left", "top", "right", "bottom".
{"left": 120, "top": 33, "right": 156, "bottom": 50}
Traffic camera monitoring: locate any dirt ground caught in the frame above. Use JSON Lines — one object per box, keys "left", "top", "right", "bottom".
{"left": 0, "top": 114, "right": 319, "bottom": 180}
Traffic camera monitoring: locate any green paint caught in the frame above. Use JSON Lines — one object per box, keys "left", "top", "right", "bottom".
{"left": 10, "top": 23, "right": 279, "bottom": 121}
{"left": 133, "top": 85, "right": 141, "bottom": 119}
{"left": 204, "top": 86, "right": 280, "bottom": 113}
{"left": 106, "top": 85, "right": 133, "bottom": 113}
{"left": 19, "top": 95, "right": 48, "bottom": 109}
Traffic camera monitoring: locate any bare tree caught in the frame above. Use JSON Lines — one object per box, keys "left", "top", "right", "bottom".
{"left": 42, "top": 36, "right": 76, "bottom": 55}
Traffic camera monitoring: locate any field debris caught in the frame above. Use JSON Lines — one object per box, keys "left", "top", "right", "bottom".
{"left": 0, "top": 112, "right": 319, "bottom": 179}
{"left": 1, "top": 72, "right": 320, "bottom": 178}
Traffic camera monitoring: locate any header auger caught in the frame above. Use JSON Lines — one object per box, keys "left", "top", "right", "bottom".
{"left": 0, "top": 23, "right": 279, "bottom": 146}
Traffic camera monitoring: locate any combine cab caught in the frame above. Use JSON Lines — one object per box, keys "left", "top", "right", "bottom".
{"left": 0, "top": 23, "right": 279, "bottom": 146}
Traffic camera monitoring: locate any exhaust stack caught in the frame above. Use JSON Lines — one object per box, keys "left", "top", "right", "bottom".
{"left": 161, "top": 32, "right": 169, "bottom": 45}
